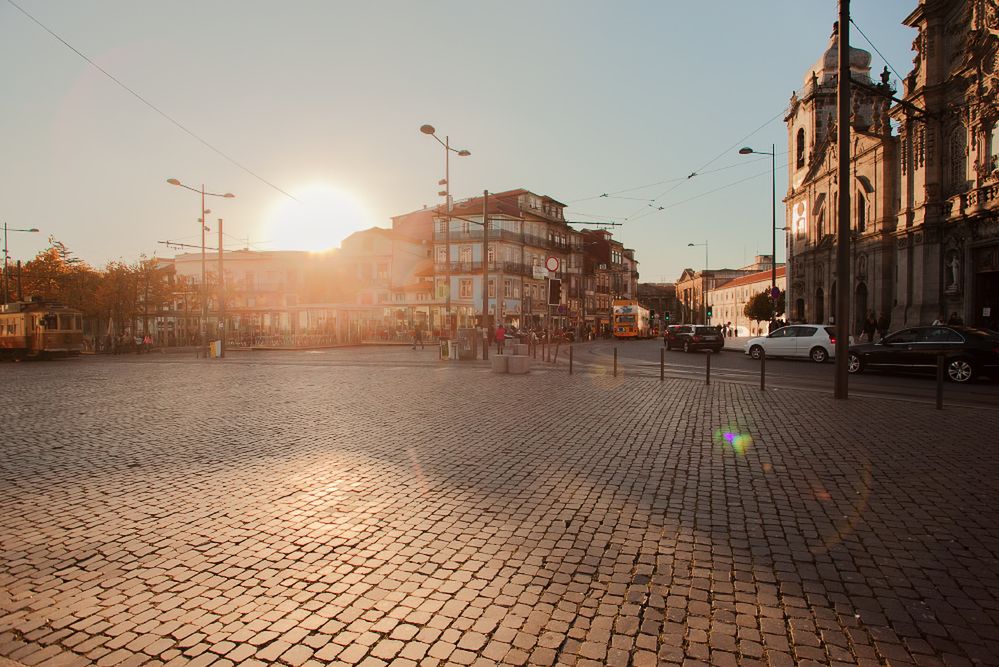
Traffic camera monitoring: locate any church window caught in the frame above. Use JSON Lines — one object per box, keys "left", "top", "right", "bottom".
{"left": 796, "top": 128, "right": 806, "bottom": 169}
{"left": 946, "top": 125, "right": 967, "bottom": 194}
{"left": 856, "top": 192, "right": 866, "bottom": 233}
{"left": 988, "top": 123, "right": 999, "bottom": 172}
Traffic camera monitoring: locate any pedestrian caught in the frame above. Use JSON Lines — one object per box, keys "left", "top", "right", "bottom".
{"left": 495, "top": 323, "right": 506, "bottom": 354}
{"left": 876, "top": 311, "right": 890, "bottom": 341}
{"left": 863, "top": 311, "right": 877, "bottom": 342}
{"left": 414, "top": 324, "right": 424, "bottom": 350}
{"left": 947, "top": 311, "right": 963, "bottom": 326}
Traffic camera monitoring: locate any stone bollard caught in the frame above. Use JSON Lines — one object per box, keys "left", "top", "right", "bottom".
{"left": 491, "top": 355, "right": 509, "bottom": 373}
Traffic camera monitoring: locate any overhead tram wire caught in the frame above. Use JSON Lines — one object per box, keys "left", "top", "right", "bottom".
{"left": 617, "top": 106, "right": 791, "bottom": 222}
{"left": 566, "top": 151, "right": 789, "bottom": 225}
{"left": 6, "top": 0, "right": 299, "bottom": 203}
{"left": 849, "top": 17, "right": 904, "bottom": 84}
{"left": 567, "top": 154, "right": 775, "bottom": 204}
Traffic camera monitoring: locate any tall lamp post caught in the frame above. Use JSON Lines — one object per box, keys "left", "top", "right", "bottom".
{"left": 420, "top": 124, "right": 470, "bottom": 336}
{"left": 739, "top": 144, "right": 777, "bottom": 325}
{"left": 2, "top": 224, "right": 40, "bottom": 305}
{"left": 687, "top": 241, "right": 708, "bottom": 323}
{"left": 166, "top": 179, "right": 235, "bottom": 357}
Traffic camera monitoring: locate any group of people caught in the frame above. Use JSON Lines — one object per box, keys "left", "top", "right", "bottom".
{"left": 857, "top": 311, "right": 892, "bottom": 342}
{"left": 928, "top": 312, "right": 965, "bottom": 326}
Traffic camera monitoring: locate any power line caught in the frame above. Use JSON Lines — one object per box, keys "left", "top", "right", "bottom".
{"left": 6, "top": 0, "right": 299, "bottom": 202}
{"left": 619, "top": 106, "right": 791, "bottom": 221}
{"left": 849, "top": 17, "right": 904, "bottom": 84}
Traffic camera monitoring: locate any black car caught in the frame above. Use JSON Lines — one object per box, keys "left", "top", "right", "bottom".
{"left": 667, "top": 325, "right": 723, "bottom": 353}
{"left": 847, "top": 325, "right": 999, "bottom": 383}
{"left": 663, "top": 325, "right": 691, "bottom": 350}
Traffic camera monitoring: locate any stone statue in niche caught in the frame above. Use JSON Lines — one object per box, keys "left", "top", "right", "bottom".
{"left": 945, "top": 250, "right": 961, "bottom": 292}
{"left": 857, "top": 254, "right": 867, "bottom": 279}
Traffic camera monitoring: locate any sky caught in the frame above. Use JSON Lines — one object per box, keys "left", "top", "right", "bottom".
{"left": 1, "top": 0, "right": 917, "bottom": 282}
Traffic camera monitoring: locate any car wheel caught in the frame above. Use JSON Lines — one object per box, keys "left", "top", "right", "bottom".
{"left": 683, "top": 340, "right": 691, "bottom": 353}
{"left": 847, "top": 353, "right": 863, "bottom": 374}
{"left": 810, "top": 346, "right": 828, "bottom": 363}
{"left": 749, "top": 345, "right": 763, "bottom": 360}
{"left": 947, "top": 358, "right": 974, "bottom": 383}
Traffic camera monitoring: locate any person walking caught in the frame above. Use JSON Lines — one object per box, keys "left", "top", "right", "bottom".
{"left": 495, "top": 323, "right": 506, "bottom": 354}
{"left": 947, "top": 311, "right": 964, "bottom": 326}
{"left": 876, "top": 311, "right": 890, "bottom": 341}
{"left": 863, "top": 311, "right": 877, "bottom": 342}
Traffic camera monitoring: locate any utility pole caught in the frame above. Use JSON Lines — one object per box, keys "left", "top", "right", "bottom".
{"left": 482, "top": 190, "right": 489, "bottom": 360}
{"left": 200, "top": 184, "right": 208, "bottom": 359}
{"left": 218, "top": 218, "right": 225, "bottom": 359}
{"left": 834, "top": 2, "right": 852, "bottom": 399}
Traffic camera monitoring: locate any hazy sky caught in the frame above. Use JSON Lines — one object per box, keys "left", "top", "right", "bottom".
{"left": 2, "top": 0, "right": 915, "bottom": 281}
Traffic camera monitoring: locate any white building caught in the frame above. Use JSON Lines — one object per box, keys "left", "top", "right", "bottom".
{"left": 708, "top": 266, "right": 787, "bottom": 337}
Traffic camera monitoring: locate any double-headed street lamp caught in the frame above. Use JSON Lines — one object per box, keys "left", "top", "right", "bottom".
{"left": 166, "top": 179, "right": 235, "bottom": 356}
{"left": 739, "top": 144, "right": 777, "bottom": 322}
{"left": 420, "top": 124, "right": 470, "bottom": 336}
{"left": 688, "top": 241, "right": 708, "bottom": 323}
{"left": 2, "top": 223, "right": 40, "bottom": 305}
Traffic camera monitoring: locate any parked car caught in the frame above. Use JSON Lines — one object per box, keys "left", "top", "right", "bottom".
{"left": 666, "top": 325, "right": 723, "bottom": 353}
{"left": 745, "top": 324, "right": 837, "bottom": 363}
{"left": 847, "top": 325, "right": 999, "bottom": 383}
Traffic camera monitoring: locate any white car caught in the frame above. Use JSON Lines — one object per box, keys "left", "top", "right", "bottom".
{"left": 744, "top": 324, "right": 838, "bottom": 363}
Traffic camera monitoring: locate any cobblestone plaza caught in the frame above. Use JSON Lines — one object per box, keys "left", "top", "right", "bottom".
{"left": 2, "top": 351, "right": 999, "bottom": 666}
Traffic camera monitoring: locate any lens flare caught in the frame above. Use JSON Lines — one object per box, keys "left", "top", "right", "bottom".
{"left": 713, "top": 425, "right": 754, "bottom": 455}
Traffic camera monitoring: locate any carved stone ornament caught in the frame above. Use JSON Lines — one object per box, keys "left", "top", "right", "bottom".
{"left": 944, "top": 248, "right": 962, "bottom": 294}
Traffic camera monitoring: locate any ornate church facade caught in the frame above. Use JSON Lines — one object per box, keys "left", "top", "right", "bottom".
{"left": 785, "top": 0, "right": 999, "bottom": 333}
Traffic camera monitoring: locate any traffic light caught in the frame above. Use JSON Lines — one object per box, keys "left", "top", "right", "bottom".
{"left": 547, "top": 278, "right": 562, "bottom": 305}
{"left": 664, "top": 311, "right": 670, "bottom": 322}
{"left": 706, "top": 305, "right": 713, "bottom": 318}
{"left": 650, "top": 309, "right": 656, "bottom": 319}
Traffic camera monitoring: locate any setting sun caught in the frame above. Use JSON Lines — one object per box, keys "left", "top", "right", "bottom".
{"left": 264, "top": 183, "right": 372, "bottom": 252}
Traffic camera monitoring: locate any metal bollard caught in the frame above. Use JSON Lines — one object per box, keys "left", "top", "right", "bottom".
{"left": 660, "top": 348, "right": 664, "bottom": 382}
{"left": 706, "top": 349, "right": 711, "bottom": 385}
{"left": 760, "top": 349, "right": 766, "bottom": 391}
{"left": 936, "top": 353, "right": 945, "bottom": 410}
{"left": 569, "top": 345, "right": 573, "bottom": 375}
{"left": 613, "top": 347, "right": 618, "bottom": 377}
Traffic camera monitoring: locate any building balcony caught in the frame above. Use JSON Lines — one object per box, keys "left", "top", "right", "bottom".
{"left": 946, "top": 182, "right": 999, "bottom": 219}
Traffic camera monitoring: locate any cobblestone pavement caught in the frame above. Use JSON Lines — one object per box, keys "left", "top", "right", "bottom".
{"left": 2, "top": 353, "right": 999, "bottom": 667}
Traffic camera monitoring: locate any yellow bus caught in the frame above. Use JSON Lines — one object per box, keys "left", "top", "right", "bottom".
{"left": 612, "top": 300, "right": 651, "bottom": 339}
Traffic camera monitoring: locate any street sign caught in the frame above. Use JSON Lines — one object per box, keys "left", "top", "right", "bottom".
{"left": 770, "top": 286, "right": 780, "bottom": 300}
{"left": 532, "top": 266, "right": 548, "bottom": 280}
{"left": 545, "top": 256, "right": 560, "bottom": 272}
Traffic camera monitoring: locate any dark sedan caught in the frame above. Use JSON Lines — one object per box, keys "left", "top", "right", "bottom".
{"left": 847, "top": 325, "right": 999, "bottom": 383}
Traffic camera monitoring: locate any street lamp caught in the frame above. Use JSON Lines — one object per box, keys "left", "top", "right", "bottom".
{"left": 2, "top": 224, "right": 40, "bottom": 305}
{"left": 688, "top": 241, "right": 708, "bottom": 323}
{"left": 166, "top": 179, "right": 235, "bottom": 357}
{"left": 739, "top": 144, "right": 777, "bottom": 323}
{"left": 420, "top": 124, "right": 470, "bottom": 336}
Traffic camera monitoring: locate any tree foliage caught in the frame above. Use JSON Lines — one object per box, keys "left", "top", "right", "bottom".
{"left": 744, "top": 291, "right": 774, "bottom": 323}
{"left": 12, "top": 240, "right": 174, "bottom": 334}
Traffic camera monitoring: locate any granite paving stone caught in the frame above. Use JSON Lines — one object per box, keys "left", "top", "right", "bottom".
{"left": 1, "top": 352, "right": 998, "bottom": 666}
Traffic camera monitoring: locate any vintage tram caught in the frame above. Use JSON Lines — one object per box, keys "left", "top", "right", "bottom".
{"left": 0, "top": 297, "right": 84, "bottom": 360}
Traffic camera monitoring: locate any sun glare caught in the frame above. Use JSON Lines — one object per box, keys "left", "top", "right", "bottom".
{"left": 265, "top": 184, "right": 372, "bottom": 252}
